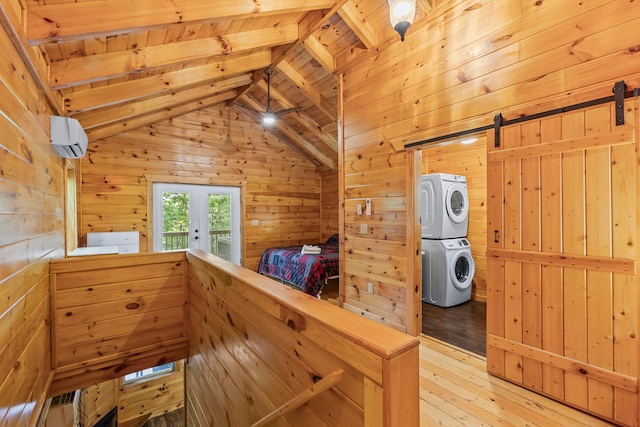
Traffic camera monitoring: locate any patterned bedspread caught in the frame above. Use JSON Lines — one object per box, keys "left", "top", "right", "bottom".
{"left": 258, "top": 235, "right": 339, "bottom": 297}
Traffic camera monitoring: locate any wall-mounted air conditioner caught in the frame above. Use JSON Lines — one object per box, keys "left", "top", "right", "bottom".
{"left": 50, "top": 116, "right": 88, "bottom": 159}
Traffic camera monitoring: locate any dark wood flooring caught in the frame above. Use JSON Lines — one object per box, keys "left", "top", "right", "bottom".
{"left": 142, "top": 408, "right": 184, "bottom": 427}
{"left": 319, "top": 277, "right": 339, "bottom": 303}
{"left": 421, "top": 299, "right": 486, "bottom": 356}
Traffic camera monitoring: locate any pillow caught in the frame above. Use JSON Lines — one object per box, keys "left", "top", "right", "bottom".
{"left": 325, "top": 233, "right": 339, "bottom": 246}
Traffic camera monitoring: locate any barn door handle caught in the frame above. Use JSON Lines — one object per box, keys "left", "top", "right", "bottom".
{"left": 494, "top": 230, "right": 500, "bottom": 243}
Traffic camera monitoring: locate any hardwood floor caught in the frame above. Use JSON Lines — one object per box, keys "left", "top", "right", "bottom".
{"left": 320, "top": 277, "right": 340, "bottom": 305}
{"left": 140, "top": 337, "right": 614, "bottom": 426}
{"left": 422, "top": 300, "right": 487, "bottom": 356}
{"left": 142, "top": 408, "right": 184, "bottom": 427}
{"left": 419, "top": 335, "right": 615, "bottom": 426}
{"left": 144, "top": 298, "right": 613, "bottom": 426}
{"left": 420, "top": 300, "right": 615, "bottom": 425}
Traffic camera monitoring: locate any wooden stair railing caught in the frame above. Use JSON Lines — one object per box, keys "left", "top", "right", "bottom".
{"left": 250, "top": 369, "right": 344, "bottom": 427}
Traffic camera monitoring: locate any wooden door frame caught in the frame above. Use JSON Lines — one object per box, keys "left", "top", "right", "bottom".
{"left": 144, "top": 174, "right": 247, "bottom": 265}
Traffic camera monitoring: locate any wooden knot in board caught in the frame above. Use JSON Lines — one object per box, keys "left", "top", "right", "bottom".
{"left": 280, "top": 306, "right": 306, "bottom": 332}
{"left": 114, "top": 362, "right": 129, "bottom": 374}
{"left": 126, "top": 302, "right": 140, "bottom": 310}
{"left": 578, "top": 368, "right": 588, "bottom": 375}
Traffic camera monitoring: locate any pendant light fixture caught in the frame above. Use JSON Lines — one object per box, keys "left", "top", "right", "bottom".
{"left": 388, "top": 0, "right": 416, "bottom": 42}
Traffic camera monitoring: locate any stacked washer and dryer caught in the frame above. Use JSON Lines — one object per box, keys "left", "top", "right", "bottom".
{"left": 420, "top": 173, "right": 476, "bottom": 307}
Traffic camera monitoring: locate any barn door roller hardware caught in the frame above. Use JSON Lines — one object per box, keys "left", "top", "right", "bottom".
{"left": 493, "top": 113, "right": 503, "bottom": 148}
{"left": 405, "top": 80, "right": 637, "bottom": 150}
{"left": 613, "top": 80, "right": 627, "bottom": 126}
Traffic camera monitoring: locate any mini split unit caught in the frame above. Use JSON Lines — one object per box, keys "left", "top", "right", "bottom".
{"left": 50, "top": 116, "right": 88, "bottom": 159}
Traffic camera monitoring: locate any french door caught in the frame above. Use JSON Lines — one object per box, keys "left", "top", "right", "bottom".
{"left": 487, "top": 99, "right": 638, "bottom": 425}
{"left": 152, "top": 183, "right": 241, "bottom": 264}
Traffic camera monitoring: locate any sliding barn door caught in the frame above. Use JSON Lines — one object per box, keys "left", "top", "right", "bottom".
{"left": 487, "top": 99, "right": 638, "bottom": 425}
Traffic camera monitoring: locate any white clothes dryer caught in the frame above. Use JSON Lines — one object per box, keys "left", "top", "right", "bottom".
{"left": 420, "top": 173, "right": 469, "bottom": 239}
{"left": 421, "top": 238, "right": 475, "bottom": 307}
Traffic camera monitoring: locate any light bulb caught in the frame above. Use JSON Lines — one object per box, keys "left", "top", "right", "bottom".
{"left": 393, "top": 1, "right": 412, "bottom": 16}
{"left": 388, "top": 0, "right": 416, "bottom": 42}
{"left": 262, "top": 113, "right": 276, "bottom": 126}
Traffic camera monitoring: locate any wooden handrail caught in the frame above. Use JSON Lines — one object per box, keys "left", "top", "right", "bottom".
{"left": 250, "top": 369, "right": 344, "bottom": 427}
{"left": 187, "top": 249, "right": 420, "bottom": 426}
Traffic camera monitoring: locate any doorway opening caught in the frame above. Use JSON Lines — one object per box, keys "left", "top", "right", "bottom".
{"left": 152, "top": 183, "right": 241, "bottom": 264}
{"left": 418, "top": 134, "right": 487, "bottom": 356}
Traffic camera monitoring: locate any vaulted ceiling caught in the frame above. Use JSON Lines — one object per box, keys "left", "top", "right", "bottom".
{"left": 7, "top": 0, "right": 431, "bottom": 169}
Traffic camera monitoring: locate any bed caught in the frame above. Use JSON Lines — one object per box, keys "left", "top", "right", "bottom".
{"left": 257, "top": 234, "right": 339, "bottom": 297}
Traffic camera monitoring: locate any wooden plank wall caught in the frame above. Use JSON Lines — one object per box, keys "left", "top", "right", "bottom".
{"left": 117, "top": 361, "right": 184, "bottom": 424}
{"left": 48, "top": 252, "right": 189, "bottom": 396}
{"left": 420, "top": 137, "right": 487, "bottom": 301}
{"left": 320, "top": 165, "right": 339, "bottom": 241}
{"left": 0, "top": 1, "right": 63, "bottom": 426}
{"left": 82, "top": 380, "right": 117, "bottom": 427}
{"left": 340, "top": 0, "right": 640, "bottom": 335}
{"left": 80, "top": 106, "right": 328, "bottom": 270}
{"left": 185, "top": 249, "right": 419, "bottom": 427}
{"left": 81, "top": 365, "right": 184, "bottom": 427}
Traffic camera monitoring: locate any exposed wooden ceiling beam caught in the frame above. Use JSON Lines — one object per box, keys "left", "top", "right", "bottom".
{"left": 276, "top": 60, "right": 336, "bottom": 120}
{"left": 86, "top": 90, "right": 238, "bottom": 141}
{"left": 0, "top": 2, "right": 63, "bottom": 114}
{"left": 337, "top": 1, "right": 376, "bottom": 49}
{"left": 322, "top": 122, "right": 338, "bottom": 136}
{"left": 51, "top": 25, "right": 296, "bottom": 89}
{"left": 417, "top": 0, "right": 433, "bottom": 14}
{"left": 27, "top": 0, "right": 337, "bottom": 44}
{"left": 64, "top": 51, "right": 271, "bottom": 113}
{"left": 302, "top": 35, "right": 336, "bottom": 74}
{"left": 256, "top": 80, "right": 337, "bottom": 151}
{"left": 238, "top": 94, "right": 334, "bottom": 169}
{"left": 271, "top": 123, "right": 335, "bottom": 169}
{"left": 269, "top": 0, "right": 350, "bottom": 66}
{"left": 74, "top": 75, "right": 252, "bottom": 129}
{"left": 230, "top": 0, "right": 349, "bottom": 105}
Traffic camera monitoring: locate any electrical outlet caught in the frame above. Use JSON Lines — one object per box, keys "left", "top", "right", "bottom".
{"left": 367, "top": 283, "right": 373, "bottom": 293}
{"left": 360, "top": 223, "right": 368, "bottom": 234}
{"left": 251, "top": 219, "right": 260, "bottom": 226}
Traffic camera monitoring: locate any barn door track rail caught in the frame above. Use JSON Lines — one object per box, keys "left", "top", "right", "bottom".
{"left": 405, "top": 80, "right": 639, "bottom": 150}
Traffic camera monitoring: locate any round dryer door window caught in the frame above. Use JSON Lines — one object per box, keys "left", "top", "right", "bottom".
{"left": 445, "top": 183, "right": 468, "bottom": 224}
{"left": 449, "top": 251, "right": 475, "bottom": 290}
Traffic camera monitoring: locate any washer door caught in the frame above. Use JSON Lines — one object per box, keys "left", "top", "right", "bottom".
{"left": 449, "top": 250, "right": 475, "bottom": 290}
{"left": 445, "top": 183, "right": 468, "bottom": 224}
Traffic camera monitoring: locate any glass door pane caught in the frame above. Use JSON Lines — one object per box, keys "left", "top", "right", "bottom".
{"left": 160, "top": 191, "right": 191, "bottom": 251}
{"left": 208, "top": 193, "right": 231, "bottom": 261}
{"left": 153, "top": 183, "right": 241, "bottom": 265}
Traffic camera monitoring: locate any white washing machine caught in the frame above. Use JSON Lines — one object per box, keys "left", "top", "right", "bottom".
{"left": 420, "top": 173, "right": 469, "bottom": 239}
{"left": 422, "top": 238, "right": 475, "bottom": 307}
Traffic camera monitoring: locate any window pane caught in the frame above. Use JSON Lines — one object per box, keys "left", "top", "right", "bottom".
{"left": 123, "top": 362, "right": 175, "bottom": 384}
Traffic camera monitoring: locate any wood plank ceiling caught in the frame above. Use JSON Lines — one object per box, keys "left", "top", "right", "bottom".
{"left": 20, "top": 0, "right": 431, "bottom": 169}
